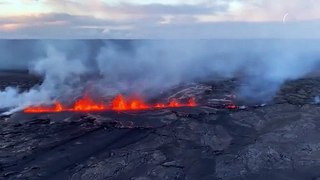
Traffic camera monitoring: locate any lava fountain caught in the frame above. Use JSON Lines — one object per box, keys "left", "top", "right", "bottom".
{"left": 24, "top": 94, "right": 197, "bottom": 113}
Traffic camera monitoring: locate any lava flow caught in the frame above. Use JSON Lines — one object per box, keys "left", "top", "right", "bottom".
{"left": 23, "top": 94, "right": 197, "bottom": 113}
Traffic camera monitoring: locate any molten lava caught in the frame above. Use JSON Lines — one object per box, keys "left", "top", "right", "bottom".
{"left": 23, "top": 94, "right": 197, "bottom": 113}
{"left": 24, "top": 102, "right": 64, "bottom": 113}
{"left": 187, "top": 97, "right": 197, "bottom": 107}
{"left": 111, "top": 94, "right": 151, "bottom": 111}
{"left": 74, "top": 96, "right": 107, "bottom": 111}
{"left": 226, "top": 104, "right": 238, "bottom": 109}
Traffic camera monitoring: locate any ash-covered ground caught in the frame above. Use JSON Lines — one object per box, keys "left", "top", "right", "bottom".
{"left": 1, "top": 72, "right": 320, "bottom": 180}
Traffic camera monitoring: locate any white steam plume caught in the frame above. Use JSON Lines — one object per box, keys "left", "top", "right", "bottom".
{"left": 0, "top": 40, "right": 320, "bottom": 114}
{"left": 0, "top": 46, "right": 88, "bottom": 114}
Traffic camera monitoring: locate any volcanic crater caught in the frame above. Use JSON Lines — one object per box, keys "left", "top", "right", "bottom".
{"left": 1, "top": 72, "right": 320, "bottom": 180}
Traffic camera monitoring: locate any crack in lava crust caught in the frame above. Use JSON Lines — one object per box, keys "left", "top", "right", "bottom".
{"left": 24, "top": 94, "right": 197, "bottom": 113}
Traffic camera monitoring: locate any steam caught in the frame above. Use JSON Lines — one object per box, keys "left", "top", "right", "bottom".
{"left": 0, "top": 45, "right": 88, "bottom": 114}
{"left": 0, "top": 39, "right": 320, "bottom": 113}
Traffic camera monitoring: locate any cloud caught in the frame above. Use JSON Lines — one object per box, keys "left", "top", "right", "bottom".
{"left": 220, "top": 0, "right": 320, "bottom": 22}
{"left": 1, "top": 13, "right": 320, "bottom": 39}
{"left": 45, "top": 0, "right": 227, "bottom": 20}
{"left": 0, "top": 0, "right": 319, "bottom": 38}
{"left": 0, "top": 13, "right": 165, "bottom": 38}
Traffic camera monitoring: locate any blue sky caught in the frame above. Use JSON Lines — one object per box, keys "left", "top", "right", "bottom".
{"left": 0, "top": 0, "right": 319, "bottom": 38}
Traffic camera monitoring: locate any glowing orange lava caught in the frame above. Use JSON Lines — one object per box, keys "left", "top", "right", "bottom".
{"left": 73, "top": 96, "right": 107, "bottom": 111}
{"left": 111, "top": 94, "right": 128, "bottom": 110}
{"left": 187, "top": 97, "right": 197, "bottom": 107}
{"left": 24, "top": 102, "right": 64, "bottom": 113}
{"left": 23, "top": 94, "right": 197, "bottom": 113}
{"left": 155, "top": 103, "right": 165, "bottom": 108}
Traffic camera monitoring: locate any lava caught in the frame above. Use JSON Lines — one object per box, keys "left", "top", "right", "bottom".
{"left": 168, "top": 99, "right": 181, "bottom": 107}
{"left": 24, "top": 102, "right": 64, "bottom": 113}
{"left": 226, "top": 104, "right": 238, "bottom": 109}
{"left": 73, "top": 96, "right": 107, "bottom": 111}
{"left": 187, "top": 97, "right": 197, "bottom": 107}
{"left": 111, "top": 94, "right": 151, "bottom": 111}
{"left": 23, "top": 94, "right": 198, "bottom": 113}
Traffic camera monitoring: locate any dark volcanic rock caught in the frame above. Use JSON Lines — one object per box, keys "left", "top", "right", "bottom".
{"left": 275, "top": 78, "right": 320, "bottom": 105}
{"left": 0, "top": 71, "right": 41, "bottom": 91}
{"left": 2, "top": 73, "right": 320, "bottom": 179}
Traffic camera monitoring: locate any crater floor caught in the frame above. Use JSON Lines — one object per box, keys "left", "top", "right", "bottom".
{"left": 1, "top": 72, "right": 320, "bottom": 180}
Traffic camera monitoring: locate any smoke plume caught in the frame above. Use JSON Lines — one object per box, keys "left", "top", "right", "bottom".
{"left": 0, "top": 39, "right": 320, "bottom": 113}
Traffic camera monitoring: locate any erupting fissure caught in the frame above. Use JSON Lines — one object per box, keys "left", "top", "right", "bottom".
{"left": 24, "top": 94, "right": 197, "bottom": 113}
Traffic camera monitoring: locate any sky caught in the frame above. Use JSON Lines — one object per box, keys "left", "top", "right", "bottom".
{"left": 0, "top": 0, "right": 319, "bottom": 38}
